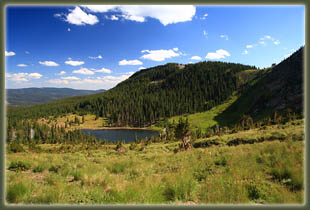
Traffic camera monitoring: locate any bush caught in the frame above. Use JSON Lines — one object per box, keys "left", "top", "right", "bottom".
{"left": 163, "top": 177, "right": 197, "bottom": 202}
{"left": 72, "top": 170, "right": 83, "bottom": 181}
{"left": 8, "top": 161, "right": 31, "bottom": 172}
{"left": 33, "top": 165, "right": 45, "bottom": 173}
{"left": 49, "top": 165, "right": 61, "bottom": 173}
{"left": 246, "top": 184, "right": 260, "bottom": 200}
{"left": 6, "top": 182, "right": 28, "bottom": 203}
{"left": 8, "top": 143, "right": 24, "bottom": 153}
{"left": 193, "top": 165, "right": 213, "bottom": 181}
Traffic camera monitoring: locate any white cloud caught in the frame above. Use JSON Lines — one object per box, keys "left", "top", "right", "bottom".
{"left": 5, "top": 51, "right": 15, "bottom": 56}
{"left": 6, "top": 72, "right": 42, "bottom": 82}
{"left": 110, "top": 15, "right": 119, "bottom": 20}
{"left": 28, "top": 73, "right": 42, "bottom": 79}
{"left": 47, "top": 79, "right": 69, "bottom": 85}
{"left": 72, "top": 67, "right": 94, "bottom": 75}
{"left": 242, "top": 50, "right": 248, "bottom": 55}
{"left": 39, "top": 61, "right": 59, "bottom": 66}
{"left": 88, "top": 55, "right": 103, "bottom": 59}
{"left": 201, "top": 13, "right": 208, "bottom": 20}
{"left": 173, "top": 48, "right": 179, "bottom": 51}
{"left": 203, "top": 30, "right": 208, "bottom": 38}
{"left": 205, "top": 49, "right": 230, "bottom": 60}
{"left": 17, "top": 64, "right": 28, "bottom": 67}
{"left": 56, "top": 71, "right": 66, "bottom": 75}
{"left": 141, "top": 49, "right": 180, "bottom": 61}
{"left": 246, "top": 45, "right": 254, "bottom": 48}
{"left": 61, "top": 76, "right": 80, "bottom": 80}
{"left": 119, "top": 59, "right": 143, "bottom": 65}
{"left": 191, "top": 56, "right": 202, "bottom": 60}
{"left": 68, "top": 28, "right": 71, "bottom": 32}
{"left": 66, "top": 6, "right": 99, "bottom": 25}
{"left": 65, "top": 60, "right": 85, "bottom": 66}
{"left": 94, "top": 67, "right": 112, "bottom": 73}
{"left": 139, "top": 67, "right": 146, "bottom": 70}
{"left": 70, "top": 72, "right": 134, "bottom": 90}
{"left": 273, "top": 40, "right": 280, "bottom": 45}
{"left": 259, "top": 41, "right": 266, "bottom": 45}
{"left": 81, "top": 5, "right": 196, "bottom": 26}
{"left": 25, "top": 51, "right": 30, "bottom": 54}
{"left": 220, "top": 34, "right": 229, "bottom": 40}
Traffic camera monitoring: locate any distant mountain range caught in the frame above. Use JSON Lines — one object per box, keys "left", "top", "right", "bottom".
{"left": 6, "top": 87, "right": 106, "bottom": 106}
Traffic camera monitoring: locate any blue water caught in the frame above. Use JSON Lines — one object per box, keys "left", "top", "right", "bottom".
{"left": 81, "top": 129, "right": 160, "bottom": 143}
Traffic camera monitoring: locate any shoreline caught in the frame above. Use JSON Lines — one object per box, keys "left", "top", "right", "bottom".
{"left": 79, "top": 126, "right": 160, "bottom": 132}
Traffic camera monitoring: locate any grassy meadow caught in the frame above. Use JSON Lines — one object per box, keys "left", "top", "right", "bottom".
{"left": 5, "top": 119, "right": 304, "bottom": 205}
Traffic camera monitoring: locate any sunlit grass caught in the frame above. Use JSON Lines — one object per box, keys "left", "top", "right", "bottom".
{"left": 6, "top": 120, "right": 304, "bottom": 205}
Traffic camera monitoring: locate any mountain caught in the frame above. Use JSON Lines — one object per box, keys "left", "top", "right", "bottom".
{"left": 7, "top": 47, "right": 303, "bottom": 128}
{"left": 6, "top": 87, "right": 106, "bottom": 106}
{"left": 214, "top": 46, "right": 304, "bottom": 126}
{"left": 7, "top": 62, "right": 256, "bottom": 125}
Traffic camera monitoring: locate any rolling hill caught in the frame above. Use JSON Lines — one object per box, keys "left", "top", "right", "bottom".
{"left": 7, "top": 47, "right": 304, "bottom": 129}
{"left": 6, "top": 87, "right": 106, "bottom": 106}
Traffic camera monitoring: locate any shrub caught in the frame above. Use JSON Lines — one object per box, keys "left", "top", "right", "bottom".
{"left": 72, "top": 170, "right": 83, "bottom": 181}
{"left": 33, "top": 165, "right": 45, "bottom": 173}
{"left": 8, "top": 161, "right": 31, "bottom": 172}
{"left": 193, "top": 165, "right": 213, "bottom": 182}
{"left": 163, "top": 177, "right": 197, "bottom": 202}
{"left": 8, "top": 143, "right": 24, "bottom": 153}
{"left": 214, "top": 157, "right": 227, "bottom": 166}
{"left": 49, "top": 165, "right": 61, "bottom": 173}
{"left": 6, "top": 182, "right": 28, "bottom": 203}
{"left": 246, "top": 184, "right": 260, "bottom": 200}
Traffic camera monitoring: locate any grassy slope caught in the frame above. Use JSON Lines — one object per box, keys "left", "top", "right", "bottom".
{"left": 6, "top": 120, "right": 304, "bottom": 205}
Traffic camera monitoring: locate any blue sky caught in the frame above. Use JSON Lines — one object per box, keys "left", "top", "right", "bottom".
{"left": 5, "top": 5, "right": 305, "bottom": 90}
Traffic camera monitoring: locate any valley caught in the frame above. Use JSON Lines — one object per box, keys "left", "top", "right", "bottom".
{"left": 5, "top": 47, "right": 305, "bottom": 205}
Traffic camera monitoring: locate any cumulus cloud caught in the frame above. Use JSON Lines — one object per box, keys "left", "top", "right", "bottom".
{"left": 61, "top": 76, "right": 80, "bottom": 80}
{"left": 5, "top": 51, "right": 15, "bottom": 56}
{"left": 56, "top": 71, "right": 66, "bottom": 75}
{"left": 191, "top": 56, "right": 202, "bottom": 60}
{"left": 88, "top": 55, "right": 103, "bottom": 59}
{"left": 205, "top": 49, "right": 230, "bottom": 60}
{"left": 273, "top": 40, "right": 280, "bottom": 45}
{"left": 139, "top": 67, "right": 146, "bottom": 70}
{"left": 66, "top": 6, "right": 99, "bottom": 25}
{"left": 65, "top": 60, "right": 85, "bottom": 66}
{"left": 242, "top": 50, "right": 248, "bottom": 55}
{"left": 70, "top": 72, "right": 135, "bottom": 90}
{"left": 173, "top": 48, "right": 179, "bottom": 51}
{"left": 119, "top": 59, "right": 143, "bottom": 66}
{"left": 47, "top": 79, "right": 69, "bottom": 85}
{"left": 81, "top": 5, "right": 196, "bottom": 26}
{"left": 141, "top": 49, "right": 180, "bottom": 62}
{"left": 39, "top": 61, "right": 59, "bottom": 66}
{"left": 72, "top": 67, "right": 94, "bottom": 75}
{"left": 17, "top": 64, "right": 28, "bottom": 67}
{"left": 94, "top": 67, "right": 112, "bottom": 73}
{"left": 220, "top": 34, "right": 229, "bottom": 40}
{"left": 6, "top": 72, "right": 42, "bottom": 82}
{"left": 246, "top": 45, "right": 254, "bottom": 48}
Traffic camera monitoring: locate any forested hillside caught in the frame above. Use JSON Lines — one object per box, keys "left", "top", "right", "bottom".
{"left": 7, "top": 62, "right": 256, "bottom": 126}
{"left": 6, "top": 87, "right": 106, "bottom": 106}
{"left": 214, "top": 46, "right": 304, "bottom": 126}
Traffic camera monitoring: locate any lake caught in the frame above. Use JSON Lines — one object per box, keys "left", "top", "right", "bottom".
{"left": 81, "top": 129, "right": 160, "bottom": 143}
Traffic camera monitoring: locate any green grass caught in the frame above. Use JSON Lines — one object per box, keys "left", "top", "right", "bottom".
{"left": 5, "top": 120, "right": 304, "bottom": 205}
{"left": 166, "top": 92, "right": 239, "bottom": 131}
